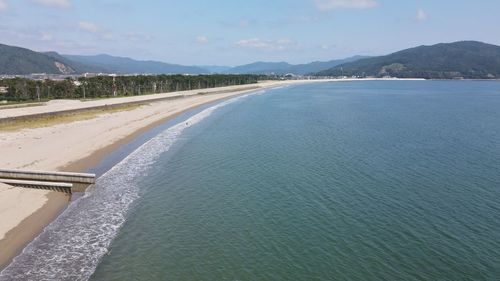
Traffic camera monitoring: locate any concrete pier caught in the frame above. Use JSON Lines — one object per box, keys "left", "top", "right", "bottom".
{"left": 0, "top": 178, "right": 73, "bottom": 193}
{"left": 0, "top": 169, "right": 95, "bottom": 193}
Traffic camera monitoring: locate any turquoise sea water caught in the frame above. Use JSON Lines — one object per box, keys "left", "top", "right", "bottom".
{"left": 2, "top": 81, "right": 500, "bottom": 280}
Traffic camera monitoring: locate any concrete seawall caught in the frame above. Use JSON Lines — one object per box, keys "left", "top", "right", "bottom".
{"left": 0, "top": 169, "right": 95, "bottom": 193}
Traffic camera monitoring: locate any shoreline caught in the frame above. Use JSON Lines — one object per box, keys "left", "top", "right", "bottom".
{"left": 0, "top": 191, "right": 69, "bottom": 269}
{"left": 0, "top": 80, "right": 316, "bottom": 271}
{"left": 0, "top": 77, "right": 427, "bottom": 271}
{"left": 60, "top": 94, "right": 238, "bottom": 173}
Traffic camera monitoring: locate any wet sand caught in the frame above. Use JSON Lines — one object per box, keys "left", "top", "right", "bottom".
{"left": 0, "top": 190, "right": 69, "bottom": 269}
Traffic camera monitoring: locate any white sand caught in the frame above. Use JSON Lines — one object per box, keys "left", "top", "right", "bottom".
{"left": 0, "top": 183, "right": 49, "bottom": 240}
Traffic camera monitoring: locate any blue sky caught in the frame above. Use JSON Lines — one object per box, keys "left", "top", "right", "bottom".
{"left": 0, "top": 0, "right": 499, "bottom": 66}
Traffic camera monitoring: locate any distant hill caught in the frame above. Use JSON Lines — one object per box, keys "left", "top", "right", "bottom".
{"left": 0, "top": 44, "right": 86, "bottom": 75}
{"left": 316, "top": 41, "right": 500, "bottom": 79}
{"left": 225, "top": 61, "right": 292, "bottom": 74}
{"left": 0, "top": 42, "right": 366, "bottom": 76}
{"left": 43, "top": 52, "right": 106, "bottom": 73}
{"left": 223, "top": 56, "right": 368, "bottom": 75}
{"left": 287, "top": 56, "right": 369, "bottom": 75}
{"left": 5, "top": 41, "right": 498, "bottom": 78}
{"left": 198, "top": 65, "right": 233, "bottom": 73}
{"left": 64, "top": 54, "right": 208, "bottom": 75}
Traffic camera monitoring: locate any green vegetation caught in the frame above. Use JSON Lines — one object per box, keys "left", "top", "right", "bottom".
{"left": 0, "top": 74, "right": 262, "bottom": 102}
{"left": 224, "top": 56, "right": 369, "bottom": 75}
{"left": 0, "top": 44, "right": 103, "bottom": 75}
{"left": 0, "top": 43, "right": 207, "bottom": 75}
{"left": 315, "top": 41, "right": 500, "bottom": 79}
{"left": 0, "top": 44, "right": 69, "bottom": 74}
{"left": 64, "top": 54, "right": 208, "bottom": 75}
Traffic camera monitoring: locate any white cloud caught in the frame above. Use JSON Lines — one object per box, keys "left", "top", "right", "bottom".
{"left": 315, "top": 0, "right": 378, "bottom": 11}
{"left": 78, "top": 21, "right": 100, "bottom": 33}
{"left": 416, "top": 9, "right": 428, "bottom": 21}
{"left": 33, "top": 0, "right": 70, "bottom": 8}
{"left": 122, "top": 32, "right": 154, "bottom": 42}
{"left": 320, "top": 43, "right": 336, "bottom": 50}
{"left": 235, "top": 38, "right": 295, "bottom": 51}
{"left": 41, "top": 32, "right": 53, "bottom": 41}
{"left": 0, "top": 0, "right": 7, "bottom": 12}
{"left": 77, "top": 21, "right": 116, "bottom": 41}
{"left": 196, "top": 35, "right": 209, "bottom": 44}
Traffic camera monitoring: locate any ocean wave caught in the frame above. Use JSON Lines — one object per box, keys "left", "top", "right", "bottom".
{"left": 0, "top": 91, "right": 260, "bottom": 281}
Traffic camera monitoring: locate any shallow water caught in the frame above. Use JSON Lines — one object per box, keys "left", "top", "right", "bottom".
{"left": 2, "top": 81, "right": 500, "bottom": 280}
{"left": 0, "top": 92, "right": 256, "bottom": 281}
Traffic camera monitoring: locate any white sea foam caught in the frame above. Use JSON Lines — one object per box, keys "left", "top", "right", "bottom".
{"left": 0, "top": 91, "right": 260, "bottom": 281}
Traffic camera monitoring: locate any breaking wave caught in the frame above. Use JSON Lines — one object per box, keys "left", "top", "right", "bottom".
{"left": 0, "top": 91, "right": 260, "bottom": 281}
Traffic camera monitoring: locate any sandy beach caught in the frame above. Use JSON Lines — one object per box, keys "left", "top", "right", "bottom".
{"left": 0, "top": 79, "right": 335, "bottom": 269}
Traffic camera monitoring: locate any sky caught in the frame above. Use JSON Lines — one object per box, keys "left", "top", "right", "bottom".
{"left": 0, "top": 0, "right": 499, "bottom": 66}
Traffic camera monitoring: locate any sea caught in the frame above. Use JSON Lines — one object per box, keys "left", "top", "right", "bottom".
{"left": 1, "top": 80, "right": 500, "bottom": 280}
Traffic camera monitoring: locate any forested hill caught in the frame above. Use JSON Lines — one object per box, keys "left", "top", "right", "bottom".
{"left": 224, "top": 56, "right": 368, "bottom": 75}
{"left": 0, "top": 44, "right": 87, "bottom": 75}
{"left": 43, "top": 52, "right": 106, "bottom": 74}
{"left": 64, "top": 54, "right": 209, "bottom": 75}
{"left": 315, "top": 41, "right": 500, "bottom": 79}
{"left": 3, "top": 41, "right": 499, "bottom": 78}
{"left": 0, "top": 43, "right": 208, "bottom": 75}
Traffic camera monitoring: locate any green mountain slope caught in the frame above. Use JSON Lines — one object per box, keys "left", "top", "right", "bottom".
{"left": 0, "top": 44, "right": 105, "bottom": 75}
{"left": 316, "top": 41, "right": 500, "bottom": 79}
{"left": 43, "top": 52, "right": 107, "bottom": 73}
{"left": 224, "top": 56, "right": 368, "bottom": 75}
{"left": 64, "top": 54, "right": 209, "bottom": 74}
{"left": 0, "top": 44, "right": 75, "bottom": 75}
{"left": 0, "top": 43, "right": 207, "bottom": 75}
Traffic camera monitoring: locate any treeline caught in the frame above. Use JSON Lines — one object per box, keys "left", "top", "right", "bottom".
{"left": 0, "top": 74, "right": 264, "bottom": 102}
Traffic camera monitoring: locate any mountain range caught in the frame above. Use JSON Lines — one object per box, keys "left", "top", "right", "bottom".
{"left": 64, "top": 54, "right": 208, "bottom": 75}
{"left": 316, "top": 41, "right": 500, "bottom": 79}
{"left": 222, "top": 56, "right": 369, "bottom": 75}
{"left": 0, "top": 43, "right": 369, "bottom": 76}
{"left": 63, "top": 54, "right": 368, "bottom": 75}
{"left": 0, "top": 44, "right": 83, "bottom": 75}
{"left": 0, "top": 41, "right": 499, "bottom": 79}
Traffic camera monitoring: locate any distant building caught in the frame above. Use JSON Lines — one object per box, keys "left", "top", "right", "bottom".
{"left": 30, "top": 73, "right": 49, "bottom": 80}
{"left": 0, "top": 86, "right": 8, "bottom": 94}
{"left": 84, "top": 73, "right": 99, "bottom": 78}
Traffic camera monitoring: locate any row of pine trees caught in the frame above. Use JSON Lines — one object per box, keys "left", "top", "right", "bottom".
{"left": 0, "top": 74, "right": 263, "bottom": 102}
